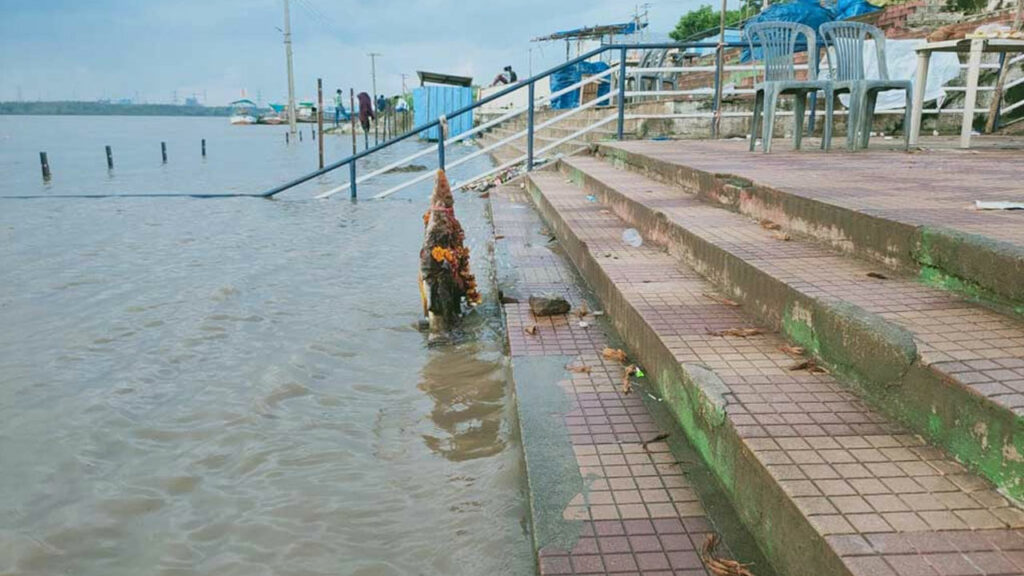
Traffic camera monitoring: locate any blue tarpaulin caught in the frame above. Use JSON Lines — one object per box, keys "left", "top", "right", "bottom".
{"left": 549, "top": 61, "right": 611, "bottom": 110}
{"left": 740, "top": 0, "right": 879, "bottom": 60}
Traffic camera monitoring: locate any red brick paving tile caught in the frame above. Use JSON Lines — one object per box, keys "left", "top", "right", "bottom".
{"left": 634, "top": 552, "right": 671, "bottom": 571}
{"left": 884, "top": 554, "right": 941, "bottom": 576}
{"left": 571, "top": 554, "right": 606, "bottom": 574}
{"left": 602, "top": 553, "right": 639, "bottom": 573}
{"left": 540, "top": 555, "right": 573, "bottom": 575}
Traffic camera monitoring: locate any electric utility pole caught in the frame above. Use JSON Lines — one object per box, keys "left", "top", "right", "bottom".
{"left": 368, "top": 52, "right": 381, "bottom": 144}
{"left": 283, "top": 0, "right": 297, "bottom": 134}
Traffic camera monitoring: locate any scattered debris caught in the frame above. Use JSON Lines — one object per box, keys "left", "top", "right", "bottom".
{"left": 578, "top": 321, "right": 590, "bottom": 328}
{"left": 603, "top": 348, "right": 628, "bottom": 363}
{"left": 567, "top": 364, "right": 591, "bottom": 374}
{"left": 778, "top": 345, "right": 805, "bottom": 356}
{"left": 641, "top": 432, "right": 670, "bottom": 450}
{"left": 494, "top": 234, "right": 505, "bottom": 240}
{"left": 575, "top": 301, "right": 589, "bottom": 318}
{"left": 384, "top": 164, "right": 428, "bottom": 174}
{"left": 529, "top": 295, "right": 571, "bottom": 316}
{"left": 622, "top": 364, "right": 643, "bottom": 394}
{"left": 523, "top": 325, "right": 538, "bottom": 336}
{"left": 702, "top": 292, "right": 741, "bottom": 307}
{"left": 866, "top": 272, "right": 889, "bottom": 280}
{"left": 759, "top": 219, "right": 782, "bottom": 231}
{"left": 622, "top": 228, "right": 643, "bottom": 247}
{"left": 701, "top": 534, "right": 756, "bottom": 576}
{"left": 788, "top": 358, "right": 829, "bottom": 374}
{"left": 592, "top": 310, "right": 605, "bottom": 317}
{"left": 646, "top": 392, "right": 662, "bottom": 402}
{"left": 706, "top": 327, "right": 764, "bottom": 338}
{"left": 586, "top": 194, "right": 598, "bottom": 202}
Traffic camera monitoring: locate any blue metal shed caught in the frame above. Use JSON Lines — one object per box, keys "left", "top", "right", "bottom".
{"left": 413, "top": 86, "right": 474, "bottom": 141}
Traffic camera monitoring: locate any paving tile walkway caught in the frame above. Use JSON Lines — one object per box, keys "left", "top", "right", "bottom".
{"left": 525, "top": 168, "right": 1024, "bottom": 576}
{"left": 492, "top": 183, "right": 726, "bottom": 575}
{"left": 605, "top": 140, "right": 1024, "bottom": 249}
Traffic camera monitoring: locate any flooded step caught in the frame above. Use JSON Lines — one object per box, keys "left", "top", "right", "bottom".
{"left": 596, "top": 141, "right": 1024, "bottom": 308}
{"left": 489, "top": 180, "right": 775, "bottom": 576}
{"left": 561, "top": 154, "right": 1024, "bottom": 503}
{"left": 476, "top": 132, "right": 587, "bottom": 167}
{"left": 525, "top": 166, "right": 1024, "bottom": 576}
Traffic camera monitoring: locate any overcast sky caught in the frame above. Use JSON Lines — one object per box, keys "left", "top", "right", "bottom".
{"left": 0, "top": 0, "right": 701, "bottom": 105}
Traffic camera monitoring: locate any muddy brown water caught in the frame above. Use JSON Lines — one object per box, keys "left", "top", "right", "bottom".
{"left": 0, "top": 116, "right": 533, "bottom": 575}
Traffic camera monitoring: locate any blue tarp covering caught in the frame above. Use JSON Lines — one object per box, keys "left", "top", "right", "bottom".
{"left": 740, "top": 0, "right": 879, "bottom": 60}
{"left": 549, "top": 61, "right": 611, "bottom": 110}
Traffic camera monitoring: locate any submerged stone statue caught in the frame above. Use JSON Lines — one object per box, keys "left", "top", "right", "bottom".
{"left": 420, "top": 169, "right": 480, "bottom": 333}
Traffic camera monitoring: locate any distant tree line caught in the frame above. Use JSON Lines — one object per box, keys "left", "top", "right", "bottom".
{"left": 0, "top": 101, "right": 233, "bottom": 116}
{"left": 669, "top": 0, "right": 762, "bottom": 42}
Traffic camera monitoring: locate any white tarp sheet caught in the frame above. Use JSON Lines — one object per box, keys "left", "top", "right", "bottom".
{"left": 828, "top": 39, "right": 961, "bottom": 111}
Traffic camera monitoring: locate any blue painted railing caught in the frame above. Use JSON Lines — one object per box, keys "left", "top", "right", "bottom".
{"left": 260, "top": 41, "right": 742, "bottom": 199}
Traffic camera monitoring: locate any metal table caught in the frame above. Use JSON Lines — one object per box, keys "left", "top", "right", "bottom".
{"left": 910, "top": 37, "right": 1024, "bottom": 148}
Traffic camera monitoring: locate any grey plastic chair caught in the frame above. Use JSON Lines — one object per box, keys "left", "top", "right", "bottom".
{"left": 746, "top": 22, "right": 833, "bottom": 153}
{"left": 820, "top": 21, "right": 912, "bottom": 150}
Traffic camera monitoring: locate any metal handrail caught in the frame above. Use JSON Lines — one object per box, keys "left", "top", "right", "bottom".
{"left": 259, "top": 41, "right": 735, "bottom": 199}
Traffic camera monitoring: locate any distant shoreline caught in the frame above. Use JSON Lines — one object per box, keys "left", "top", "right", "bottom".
{"left": 0, "top": 101, "right": 232, "bottom": 117}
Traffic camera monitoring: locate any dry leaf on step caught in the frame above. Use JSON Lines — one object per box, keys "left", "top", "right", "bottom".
{"left": 523, "top": 325, "right": 537, "bottom": 336}
{"left": 641, "top": 432, "right": 670, "bottom": 450}
{"left": 772, "top": 231, "right": 791, "bottom": 241}
{"left": 778, "top": 345, "right": 805, "bottom": 356}
{"left": 759, "top": 219, "right": 782, "bottom": 231}
{"left": 702, "top": 292, "right": 741, "bottom": 307}
{"left": 866, "top": 272, "right": 889, "bottom": 280}
{"left": 701, "top": 534, "right": 756, "bottom": 576}
{"left": 706, "top": 327, "right": 764, "bottom": 338}
{"left": 788, "top": 359, "right": 829, "bottom": 374}
{"left": 575, "top": 301, "right": 589, "bottom": 318}
{"left": 603, "top": 347, "right": 628, "bottom": 363}
{"left": 567, "top": 364, "right": 591, "bottom": 374}
{"left": 621, "top": 364, "right": 638, "bottom": 394}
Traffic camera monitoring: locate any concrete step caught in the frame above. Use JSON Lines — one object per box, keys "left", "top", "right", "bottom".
{"left": 476, "top": 130, "right": 588, "bottom": 165}
{"left": 560, "top": 154, "right": 1024, "bottom": 502}
{"left": 490, "top": 180, "right": 774, "bottom": 576}
{"left": 525, "top": 165, "right": 1024, "bottom": 576}
{"left": 596, "top": 141, "right": 1024, "bottom": 310}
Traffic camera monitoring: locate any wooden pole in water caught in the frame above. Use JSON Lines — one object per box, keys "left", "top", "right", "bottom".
{"left": 39, "top": 152, "right": 51, "bottom": 181}
{"left": 317, "top": 78, "right": 325, "bottom": 169}
{"left": 201, "top": 138, "right": 206, "bottom": 157}
{"left": 161, "top": 141, "right": 167, "bottom": 163}
{"left": 286, "top": 132, "right": 290, "bottom": 144}
{"left": 350, "top": 89, "right": 358, "bottom": 154}
{"left": 105, "top": 145, "right": 113, "bottom": 169}
{"left": 299, "top": 130, "right": 303, "bottom": 142}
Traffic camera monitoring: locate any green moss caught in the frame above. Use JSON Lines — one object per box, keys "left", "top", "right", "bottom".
{"left": 918, "top": 265, "right": 1023, "bottom": 318}
{"left": 781, "top": 305, "right": 821, "bottom": 356}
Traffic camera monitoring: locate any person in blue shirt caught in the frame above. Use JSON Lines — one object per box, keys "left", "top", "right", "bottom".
{"left": 333, "top": 89, "right": 345, "bottom": 126}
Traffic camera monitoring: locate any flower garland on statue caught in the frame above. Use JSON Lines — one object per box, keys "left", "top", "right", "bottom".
{"left": 422, "top": 177, "right": 481, "bottom": 306}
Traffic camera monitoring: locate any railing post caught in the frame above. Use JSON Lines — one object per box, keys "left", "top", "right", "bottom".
{"left": 349, "top": 161, "right": 357, "bottom": 199}
{"left": 527, "top": 81, "right": 535, "bottom": 171}
{"left": 617, "top": 47, "right": 627, "bottom": 140}
{"left": 437, "top": 115, "right": 447, "bottom": 171}
{"left": 712, "top": 44, "right": 723, "bottom": 138}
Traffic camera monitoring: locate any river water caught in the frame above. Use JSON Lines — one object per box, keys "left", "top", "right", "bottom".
{"left": 0, "top": 116, "right": 533, "bottom": 575}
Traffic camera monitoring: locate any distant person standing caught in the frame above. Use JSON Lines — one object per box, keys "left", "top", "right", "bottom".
{"left": 357, "top": 91, "right": 375, "bottom": 146}
{"left": 333, "top": 89, "right": 345, "bottom": 126}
